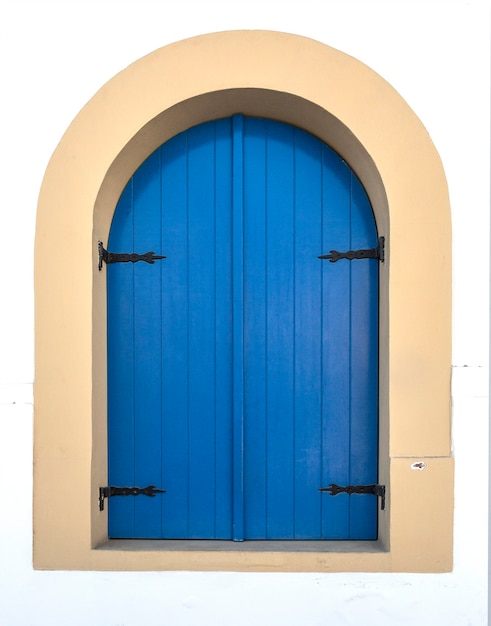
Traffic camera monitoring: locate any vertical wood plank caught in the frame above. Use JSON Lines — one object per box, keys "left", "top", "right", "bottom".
{"left": 243, "top": 117, "right": 268, "bottom": 539}
{"left": 133, "top": 149, "right": 164, "bottom": 537}
{"left": 214, "top": 118, "right": 234, "bottom": 539}
{"left": 348, "top": 173, "right": 379, "bottom": 539}
{"left": 293, "top": 128, "right": 323, "bottom": 539}
{"left": 187, "top": 121, "right": 219, "bottom": 538}
{"left": 160, "top": 131, "right": 190, "bottom": 538}
{"left": 107, "top": 180, "right": 136, "bottom": 538}
{"left": 320, "top": 145, "right": 352, "bottom": 538}
{"left": 265, "top": 120, "right": 295, "bottom": 539}
{"left": 232, "top": 115, "right": 245, "bottom": 541}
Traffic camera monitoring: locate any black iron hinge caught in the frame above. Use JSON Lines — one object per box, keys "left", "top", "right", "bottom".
{"left": 319, "top": 236, "right": 385, "bottom": 263}
{"left": 98, "top": 241, "right": 166, "bottom": 270}
{"left": 99, "top": 485, "right": 166, "bottom": 511}
{"left": 319, "top": 483, "right": 386, "bottom": 510}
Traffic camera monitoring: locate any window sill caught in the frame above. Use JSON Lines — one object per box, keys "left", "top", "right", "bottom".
{"left": 88, "top": 537, "right": 391, "bottom": 572}
{"left": 96, "top": 539, "right": 387, "bottom": 554}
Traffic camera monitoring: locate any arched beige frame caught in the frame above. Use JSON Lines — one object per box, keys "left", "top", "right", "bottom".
{"left": 34, "top": 31, "right": 453, "bottom": 572}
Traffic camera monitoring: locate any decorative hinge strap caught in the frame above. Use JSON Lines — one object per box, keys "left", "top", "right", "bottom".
{"left": 98, "top": 241, "right": 166, "bottom": 270}
{"left": 319, "top": 483, "right": 386, "bottom": 510}
{"left": 319, "top": 236, "right": 385, "bottom": 263}
{"left": 99, "top": 485, "right": 166, "bottom": 511}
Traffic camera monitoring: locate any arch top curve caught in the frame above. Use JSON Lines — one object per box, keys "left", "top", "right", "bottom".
{"left": 34, "top": 30, "right": 453, "bottom": 572}
{"left": 37, "top": 29, "right": 450, "bottom": 268}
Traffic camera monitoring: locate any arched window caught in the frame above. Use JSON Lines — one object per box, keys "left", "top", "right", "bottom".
{"left": 34, "top": 32, "right": 453, "bottom": 572}
{"left": 105, "top": 116, "right": 380, "bottom": 540}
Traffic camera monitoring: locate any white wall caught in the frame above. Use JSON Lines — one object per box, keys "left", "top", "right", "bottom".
{"left": 0, "top": 1, "right": 489, "bottom": 624}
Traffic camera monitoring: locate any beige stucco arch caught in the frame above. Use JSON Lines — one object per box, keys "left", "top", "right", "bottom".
{"left": 34, "top": 31, "right": 453, "bottom": 572}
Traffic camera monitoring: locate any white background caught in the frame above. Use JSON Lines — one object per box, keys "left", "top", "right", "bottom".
{"left": 0, "top": 1, "right": 489, "bottom": 624}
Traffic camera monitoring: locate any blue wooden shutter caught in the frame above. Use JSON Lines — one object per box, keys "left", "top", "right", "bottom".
{"left": 107, "top": 115, "right": 379, "bottom": 540}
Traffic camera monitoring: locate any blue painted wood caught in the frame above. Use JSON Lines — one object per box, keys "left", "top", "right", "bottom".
{"left": 264, "top": 120, "right": 296, "bottom": 540}
{"left": 320, "top": 145, "right": 352, "bottom": 539}
{"left": 232, "top": 115, "right": 245, "bottom": 541}
{"left": 186, "top": 120, "right": 219, "bottom": 538}
{"left": 243, "top": 118, "right": 268, "bottom": 540}
{"left": 107, "top": 180, "right": 136, "bottom": 538}
{"left": 107, "top": 115, "right": 379, "bottom": 540}
{"left": 293, "top": 128, "right": 323, "bottom": 539}
{"left": 159, "top": 119, "right": 235, "bottom": 539}
{"left": 348, "top": 174, "right": 379, "bottom": 539}
{"left": 160, "top": 129, "right": 190, "bottom": 538}
{"left": 214, "top": 119, "right": 234, "bottom": 540}
{"left": 132, "top": 150, "right": 163, "bottom": 538}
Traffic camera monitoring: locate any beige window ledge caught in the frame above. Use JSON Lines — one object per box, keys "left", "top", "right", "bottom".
{"left": 97, "top": 540, "right": 386, "bottom": 553}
